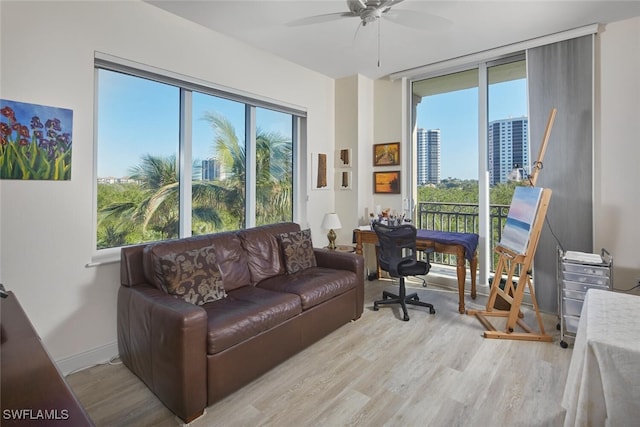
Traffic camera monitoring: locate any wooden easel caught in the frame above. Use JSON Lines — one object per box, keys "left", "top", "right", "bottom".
{"left": 527, "top": 108, "right": 556, "bottom": 187}
{"left": 467, "top": 188, "right": 552, "bottom": 341}
{"left": 467, "top": 108, "right": 557, "bottom": 342}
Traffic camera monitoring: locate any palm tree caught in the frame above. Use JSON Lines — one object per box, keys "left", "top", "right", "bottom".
{"left": 98, "top": 154, "right": 224, "bottom": 246}
{"left": 98, "top": 112, "right": 292, "bottom": 248}
{"left": 203, "top": 112, "right": 292, "bottom": 228}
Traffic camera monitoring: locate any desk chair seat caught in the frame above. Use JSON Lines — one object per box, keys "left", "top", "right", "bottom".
{"left": 372, "top": 222, "right": 435, "bottom": 321}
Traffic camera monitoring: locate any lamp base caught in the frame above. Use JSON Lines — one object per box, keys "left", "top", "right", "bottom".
{"left": 327, "top": 229, "right": 337, "bottom": 250}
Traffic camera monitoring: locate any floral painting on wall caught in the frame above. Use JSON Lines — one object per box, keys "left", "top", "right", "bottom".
{"left": 1, "top": 99, "right": 73, "bottom": 180}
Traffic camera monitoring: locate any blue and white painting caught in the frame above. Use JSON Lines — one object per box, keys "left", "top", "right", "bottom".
{"left": 499, "top": 186, "right": 543, "bottom": 255}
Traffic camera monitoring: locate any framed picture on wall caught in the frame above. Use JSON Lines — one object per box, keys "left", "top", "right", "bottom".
{"left": 337, "top": 170, "right": 352, "bottom": 190}
{"left": 374, "top": 171, "right": 400, "bottom": 194}
{"left": 311, "top": 152, "right": 329, "bottom": 190}
{"left": 373, "top": 142, "right": 400, "bottom": 166}
{"left": 336, "top": 148, "right": 352, "bottom": 168}
{"left": 1, "top": 98, "right": 73, "bottom": 180}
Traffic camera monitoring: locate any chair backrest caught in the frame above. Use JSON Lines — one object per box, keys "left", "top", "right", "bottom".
{"left": 372, "top": 222, "right": 419, "bottom": 278}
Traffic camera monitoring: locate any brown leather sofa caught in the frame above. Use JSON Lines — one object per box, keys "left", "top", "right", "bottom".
{"left": 118, "top": 222, "right": 364, "bottom": 423}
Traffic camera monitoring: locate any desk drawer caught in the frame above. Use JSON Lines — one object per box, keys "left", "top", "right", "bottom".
{"left": 563, "top": 279, "right": 609, "bottom": 293}
{"left": 562, "top": 271, "right": 609, "bottom": 287}
{"left": 564, "top": 314, "right": 580, "bottom": 334}
{"left": 563, "top": 262, "right": 610, "bottom": 277}
{"left": 563, "top": 297, "right": 584, "bottom": 317}
{"left": 563, "top": 289, "right": 586, "bottom": 301}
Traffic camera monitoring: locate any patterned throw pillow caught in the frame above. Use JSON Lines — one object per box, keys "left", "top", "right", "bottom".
{"left": 156, "top": 246, "right": 227, "bottom": 305}
{"left": 278, "top": 229, "right": 317, "bottom": 274}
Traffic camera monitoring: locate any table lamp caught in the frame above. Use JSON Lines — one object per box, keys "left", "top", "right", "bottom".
{"left": 321, "top": 213, "right": 342, "bottom": 250}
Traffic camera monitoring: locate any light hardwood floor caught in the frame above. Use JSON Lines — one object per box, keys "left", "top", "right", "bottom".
{"left": 67, "top": 279, "right": 572, "bottom": 426}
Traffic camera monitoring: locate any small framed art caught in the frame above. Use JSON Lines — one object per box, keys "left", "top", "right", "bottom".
{"left": 311, "top": 152, "right": 329, "bottom": 190}
{"left": 373, "top": 142, "right": 400, "bottom": 166}
{"left": 336, "top": 148, "right": 352, "bottom": 168}
{"left": 337, "top": 170, "right": 352, "bottom": 190}
{"left": 374, "top": 171, "right": 400, "bottom": 194}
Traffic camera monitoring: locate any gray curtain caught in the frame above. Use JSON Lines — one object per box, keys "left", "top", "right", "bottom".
{"left": 527, "top": 35, "right": 594, "bottom": 313}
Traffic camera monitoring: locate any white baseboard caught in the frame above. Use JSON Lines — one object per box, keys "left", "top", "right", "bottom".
{"left": 56, "top": 341, "right": 119, "bottom": 376}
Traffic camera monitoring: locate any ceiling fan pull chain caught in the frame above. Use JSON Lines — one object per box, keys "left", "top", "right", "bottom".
{"left": 377, "top": 17, "right": 381, "bottom": 67}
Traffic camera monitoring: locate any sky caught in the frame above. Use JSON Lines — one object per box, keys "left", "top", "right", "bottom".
{"left": 97, "top": 69, "right": 292, "bottom": 178}
{"left": 97, "top": 69, "right": 527, "bottom": 180}
{"left": 416, "top": 78, "right": 528, "bottom": 180}
{"left": 1, "top": 98, "right": 74, "bottom": 140}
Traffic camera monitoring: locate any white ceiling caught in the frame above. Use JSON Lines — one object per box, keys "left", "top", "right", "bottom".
{"left": 147, "top": 1, "right": 640, "bottom": 80}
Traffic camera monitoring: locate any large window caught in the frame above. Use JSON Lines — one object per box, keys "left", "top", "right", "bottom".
{"left": 95, "top": 60, "right": 300, "bottom": 251}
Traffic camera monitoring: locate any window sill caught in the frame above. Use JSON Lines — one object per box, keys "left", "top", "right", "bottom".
{"left": 86, "top": 248, "right": 120, "bottom": 268}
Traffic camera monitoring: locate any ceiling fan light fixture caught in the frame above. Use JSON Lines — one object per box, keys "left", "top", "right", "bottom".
{"left": 361, "top": 9, "right": 382, "bottom": 25}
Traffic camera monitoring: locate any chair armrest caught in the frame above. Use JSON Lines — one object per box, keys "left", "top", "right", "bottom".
{"left": 117, "top": 284, "right": 207, "bottom": 422}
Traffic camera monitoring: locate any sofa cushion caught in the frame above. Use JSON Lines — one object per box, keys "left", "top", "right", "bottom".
{"left": 142, "top": 235, "right": 211, "bottom": 289}
{"left": 202, "top": 286, "right": 302, "bottom": 354}
{"left": 209, "top": 232, "right": 252, "bottom": 292}
{"left": 258, "top": 267, "right": 356, "bottom": 310}
{"left": 278, "top": 229, "right": 317, "bottom": 274}
{"left": 144, "top": 238, "right": 227, "bottom": 305}
{"left": 237, "top": 224, "right": 299, "bottom": 284}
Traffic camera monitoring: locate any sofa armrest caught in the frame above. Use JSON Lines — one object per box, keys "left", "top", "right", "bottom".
{"left": 314, "top": 248, "right": 365, "bottom": 319}
{"left": 117, "top": 284, "right": 208, "bottom": 423}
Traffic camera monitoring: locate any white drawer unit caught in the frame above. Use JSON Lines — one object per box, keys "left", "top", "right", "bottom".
{"left": 557, "top": 248, "right": 612, "bottom": 348}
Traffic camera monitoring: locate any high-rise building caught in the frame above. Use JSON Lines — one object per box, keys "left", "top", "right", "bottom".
{"left": 417, "top": 128, "right": 441, "bottom": 185}
{"left": 488, "top": 117, "right": 528, "bottom": 185}
{"left": 201, "top": 158, "right": 221, "bottom": 181}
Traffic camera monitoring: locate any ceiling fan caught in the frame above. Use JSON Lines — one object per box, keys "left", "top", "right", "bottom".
{"left": 288, "top": 1, "right": 450, "bottom": 67}
{"left": 346, "top": 0, "right": 406, "bottom": 27}
{"left": 288, "top": 0, "right": 450, "bottom": 31}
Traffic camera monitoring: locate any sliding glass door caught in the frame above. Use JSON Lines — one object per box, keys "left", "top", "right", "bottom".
{"left": 410, "top": 56, "right": 527, "bottom": 283}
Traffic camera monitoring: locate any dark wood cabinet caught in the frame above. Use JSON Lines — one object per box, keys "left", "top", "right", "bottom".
{"left": 1, "top": 292, "right": 94, "bottom": 426}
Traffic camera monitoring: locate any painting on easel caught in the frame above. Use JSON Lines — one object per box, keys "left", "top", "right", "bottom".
{"left": 499, "top": 186, "right": 544, "bottom": 255}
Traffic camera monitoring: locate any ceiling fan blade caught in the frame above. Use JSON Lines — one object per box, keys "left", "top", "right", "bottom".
{"left": 347, "top": 0, "right": 367, "bottom": 14}
{"left": 352, "top": 20, "right": 365, "bottom": 45}
{"left": 286, "top": 12, "right": 357, "bottom": 27}
{"left": 380, "top": 0, "right": 406, "bottom": 11}
{"left": 383, "top": 8, "right": 452, "bottom": 31}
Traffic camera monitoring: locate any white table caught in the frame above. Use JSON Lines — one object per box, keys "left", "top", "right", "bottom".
{"left": 562, "top": 289, "right": 640, "bottom": 426}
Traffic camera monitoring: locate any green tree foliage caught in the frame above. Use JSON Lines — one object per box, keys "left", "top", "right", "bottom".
{"left": 96, "top": 112, "right": 292, "bottom": 249}
{"left": 418, "top": 179, "right": 518, "bottom": 206}
{"left": 418, "top": 179, "right": 479, "bottom": 203}
{"left": 203, "top": 112, "right": 292, "bottom": 229}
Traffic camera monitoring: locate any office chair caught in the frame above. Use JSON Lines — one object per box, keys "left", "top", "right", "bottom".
{"left": 372, "top": 222, "right": 435, "bottom": 321}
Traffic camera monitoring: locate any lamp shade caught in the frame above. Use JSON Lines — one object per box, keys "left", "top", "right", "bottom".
{"left": 321, "top": 213, "right": 342, "bottom": 230}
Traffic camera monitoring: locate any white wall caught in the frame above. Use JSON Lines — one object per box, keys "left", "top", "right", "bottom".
{"left": 372, "top": 78, "right": 404, "bottom": 215}
{"left": 0, "top": 1, "right": 335, "bottom": 371}
{"left": 334, "top": 76, "right": 359, "bottom": 245}
{"left": 595, "top": 16, "right": 640, "bottom": 293}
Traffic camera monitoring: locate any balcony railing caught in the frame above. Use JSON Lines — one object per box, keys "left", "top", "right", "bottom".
{"left": 416, "top": 201, "right": 511, "bottom": 273}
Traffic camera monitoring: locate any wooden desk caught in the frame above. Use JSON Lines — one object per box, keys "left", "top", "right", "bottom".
{"left": 1, "top": 292, "right": 94, "bottom": 426}
{"left": 354, "top": 229, "right": 477, "bottom": 313}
